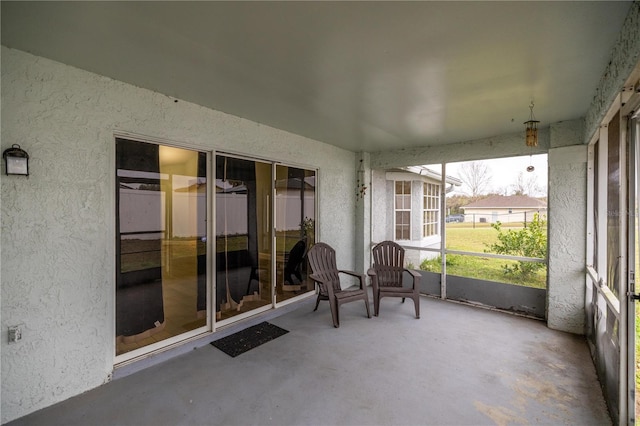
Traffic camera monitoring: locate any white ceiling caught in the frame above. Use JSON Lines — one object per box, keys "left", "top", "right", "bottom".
{"left": 1, "top": 1, "right": 632, "bottom": 152}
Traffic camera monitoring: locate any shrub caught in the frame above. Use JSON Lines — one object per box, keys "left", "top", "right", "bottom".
{"left": 485, "top": 213, "right": 547, "bottom": 278}
{"left": 420, "top": 257, "right": 440, "bottom": 271}
{"left": 419, "top": 254, "right": 461, "bottom": 271}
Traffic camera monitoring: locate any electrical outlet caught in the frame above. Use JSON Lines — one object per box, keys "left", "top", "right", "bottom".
{"left": 8, "top": 325, "right": 23, "bottom": 343}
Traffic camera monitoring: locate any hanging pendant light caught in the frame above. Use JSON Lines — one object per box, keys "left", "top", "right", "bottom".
{"left": 524, "top": 101, "right": 539, "bottom": 148}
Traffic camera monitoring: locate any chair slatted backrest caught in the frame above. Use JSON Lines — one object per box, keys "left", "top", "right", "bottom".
{"left": 307, "top": 243, "right": 341, "bottom": 295}
{"left": 372, "top": 241, "right": 405, "bottom": 288}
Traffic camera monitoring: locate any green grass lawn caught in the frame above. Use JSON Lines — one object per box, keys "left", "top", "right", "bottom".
{"left": 446, "top": 227, "right": 498, "bottom": 253}
{"left": 419, "top": 224, "right": 547, "bottom": 288}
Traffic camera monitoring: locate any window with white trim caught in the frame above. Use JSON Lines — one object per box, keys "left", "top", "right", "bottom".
{"left": 423, "top": 182, "right": 439, "bottom": 237}
{"left": 395, "top": 181, "right": 411, "bottom": 240}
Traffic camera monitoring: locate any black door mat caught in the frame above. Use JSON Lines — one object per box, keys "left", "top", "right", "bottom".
{"left": 211, "top": 322, "right": 288, "bottom": 357}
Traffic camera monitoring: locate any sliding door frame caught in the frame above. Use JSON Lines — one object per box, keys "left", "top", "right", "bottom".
{"left": 114, "top": 132, "right": 213, "bottom": 365}
{"left": 114, "top": 137, "right": 318, "bottom": 364}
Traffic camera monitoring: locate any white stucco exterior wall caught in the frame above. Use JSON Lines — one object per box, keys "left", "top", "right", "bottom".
{"left": 370, "top": 169, "right": 389, "bottom": 245}
{"left": 584, "top": 1, "right": 640, "bottom": 143}
{"left": 354, "top": 152, "right": 371, "bottom": 275}
{"left": 547, "top": 145, "right": 588, "bottom": 334}
{"left": 1, "top": 47, "right": 357, "bottom": 423}
{"left": 370, "top": 129, "right": 549, "bottom": 170}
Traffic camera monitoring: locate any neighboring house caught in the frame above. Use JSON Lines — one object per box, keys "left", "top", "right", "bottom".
{"left": 461, "top": 195, "right": 547, "bottom": 224}
{"left": 371, "top": 166, "right": 462, "bottom": 266}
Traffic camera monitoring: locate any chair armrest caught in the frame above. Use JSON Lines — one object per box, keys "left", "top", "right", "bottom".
{"left": 339, "top": 270, "right": 367, "bottom": 289}
{"left": 405, "top": 269, "right": 421, "bottom": 290}
{"left": 406, "top": 269, "right": 420, "bottom": 278}
{"left": 309, "top": 274, "right": 335, "bottom": 298}
{"left": 366, "top": 268, "right": 378, "bottom": 290}
{"left": 339, "top": 269, "right": 362, "bottom": 278}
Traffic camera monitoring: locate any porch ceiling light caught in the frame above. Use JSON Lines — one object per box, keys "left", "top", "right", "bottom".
{"left": 3, "top": 144, "right": 29, "bottom": 176}
{"left": 524, "top": 101, "right": 539, "bottom": 148}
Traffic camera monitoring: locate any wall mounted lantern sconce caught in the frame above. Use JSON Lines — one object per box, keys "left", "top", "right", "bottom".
{"left": 3, "top": 144, "right": 30, "bottom": 176}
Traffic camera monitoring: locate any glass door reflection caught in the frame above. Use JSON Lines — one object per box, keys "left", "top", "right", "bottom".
{"left": 215, "top": 155, "right": 273, "bottom": 321}
{"left": 275, "top": 165, "right": 316, "bottom": 303}
{"left": 116, "top": 139, "right": 207, "bottom": 357}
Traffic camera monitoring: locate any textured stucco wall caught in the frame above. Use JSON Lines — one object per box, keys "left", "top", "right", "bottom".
{"left": 370, "top": 129, "right": 549, "bottom": 170}
{"left": 550, "top": 119, "right": 584, "bottom": 149}
{"left": 584, "top": 1, "right": 640, "bottom": 143}
{"left": 0, "top": 47, "right": 356, "bottom": 423}
{"left": 354, "top": 152, "right": 372, "bottom": 275}
{"left": 370, "top": 170, "right": 390, "bottom": 245}
{"left": 547, "top": 145, "right": 587, "bottom": 334}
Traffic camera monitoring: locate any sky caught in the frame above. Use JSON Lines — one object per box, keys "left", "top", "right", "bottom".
{"left": 426, "top": 154, "right": 548, "bottom": 197}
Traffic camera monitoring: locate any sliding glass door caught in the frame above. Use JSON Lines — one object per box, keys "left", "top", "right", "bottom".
{"left": 116, "top": 138, "right": 208, "bottom": 358}
{"left": 274, "top": 165, "right": 316, "bottom": 303}
{"left": 215, "top": 155, "right": 273, "bottom": 321}
{"left": 215, "top": 158, "right": 317, "bottom": 318}
{"left": 116, "top": 145, "right": 317, "bottom": 358}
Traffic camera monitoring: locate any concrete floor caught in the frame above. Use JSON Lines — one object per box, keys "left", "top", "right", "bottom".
{"left": 8, "top": 295, "right": 611, "bottom": 426}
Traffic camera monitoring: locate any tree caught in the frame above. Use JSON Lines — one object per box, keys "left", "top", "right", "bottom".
{"left": 511, "top": 171, "right": 542, "bottom": 196}
{"left": 458, "top": 161, "right": 492, "bottom": 197}
{"left": 485, "top": 213, "right": 547, "bottom": 278}
{"left": 445, "top": 194, "right": 473, "bottom": 215}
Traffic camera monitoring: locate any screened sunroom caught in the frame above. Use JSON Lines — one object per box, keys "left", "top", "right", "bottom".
{"left": 2, "top": 2, "right": 640, "bottom": 425}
